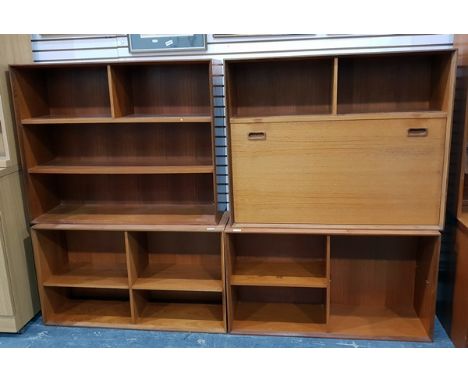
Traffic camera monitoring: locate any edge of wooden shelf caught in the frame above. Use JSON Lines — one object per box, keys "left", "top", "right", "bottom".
{"left": 21, "top": 115, "right": 212, "bottom": 125}
{"left": 28, "top": 164, "right": 214, "bottom": 175}
{"left": 226, "top": 223, "right": 441, "bottom": 236}
{"left": 132, "top": 278, "right": 223, "bottom": 292}
{"left": 43, "top": 275, "right": 129, "bottom": 290}
{"left": 230, "top": 111, "right": 448, "bottom": 124}
{"left": 230, "top": 274, "right": 328, "bottom": 288}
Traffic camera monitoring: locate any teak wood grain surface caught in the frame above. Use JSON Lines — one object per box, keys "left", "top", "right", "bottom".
{"left": 31, "top": 213, "right": 228, "bottom": 333}
{"left": 11, "top": 52, "right": 457, "bottom": 341}
{"left": 10, "top": 60, "right": 219, "bottom": 227}
{"left": 231, "top": 117, "right": 446, "bottom": 227}
{"left": 226, "top": 51, "right": 456, "bottom": 230}
{"left": 225, "top": 227, "right": 440, "bottom": 341}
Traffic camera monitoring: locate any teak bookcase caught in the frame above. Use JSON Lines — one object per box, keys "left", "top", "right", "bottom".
{"left": 10, "top": 61, "right": 219, "bottom": 226}
{"left": 224, "top": 50, "right": 457, "bottom": 341}
{"left": 452, "top": 76, "right": 468, "bottom": 347}
{"left": 226, "top": 51, "right": 456, "bottom": 229}
{"left": 10, "top": 60, "right": 229, "bottom": 333}
{"left": 225, "top": 226, "right": 440, "bottom": 341}
{"left": 31, "top": 220, "right": 227, "bottom": 332}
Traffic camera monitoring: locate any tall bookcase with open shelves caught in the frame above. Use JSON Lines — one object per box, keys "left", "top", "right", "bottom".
{"left": 11, "top": 60, "right": 228, "bottom": 333}
{"left": 224, "top": 50, "right": 456, "bottom": 341}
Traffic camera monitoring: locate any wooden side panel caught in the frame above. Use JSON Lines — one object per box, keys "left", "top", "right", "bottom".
{"left": 451, "top": 226, "right": 468, "bottom": 347}
{"left": 231, "top": 118, "right": 446, "bottom": 226}
{"left": 413, "top": 235, "right": 440, "bottom": 338}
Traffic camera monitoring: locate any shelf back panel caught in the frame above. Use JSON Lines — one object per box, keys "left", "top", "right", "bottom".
{"left": 338, "top": 52, "right": 454, "bottom": 113}
{"left": 22, "top": 123, "right": 213, "bottom": 167}
{"left": 110, "top": 63, "right": 211, "bottom": 117}
{"left": 12, "top": 66, "right": 111, "bottom": 119}
{"left": 228, "top": 58, "right": 333, "bottom": 117}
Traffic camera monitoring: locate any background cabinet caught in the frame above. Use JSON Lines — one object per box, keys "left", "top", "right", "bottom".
{"left": 0, "top": 35, "right": 39, "bottom": 333}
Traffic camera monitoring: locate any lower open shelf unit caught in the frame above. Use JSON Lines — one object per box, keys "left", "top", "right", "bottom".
{"left": 32, "top": 215, "right": 227, "bottom": 333}
{"left": 31, "top": 216, "right": 441, "bottom": 341}
{"left": 225, "top": 228, "right": 440, "bottom": 341}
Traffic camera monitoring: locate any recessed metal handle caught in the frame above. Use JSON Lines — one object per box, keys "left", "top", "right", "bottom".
{"left": 248, "top": 132, "right": 266, "bottom": 141}
{"left": 407, "top": 128, "right": 428, "bottom": 137}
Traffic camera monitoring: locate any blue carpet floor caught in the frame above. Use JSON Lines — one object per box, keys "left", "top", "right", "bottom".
{"left": 0, "top": 314, "right": 454, "bottom": 347}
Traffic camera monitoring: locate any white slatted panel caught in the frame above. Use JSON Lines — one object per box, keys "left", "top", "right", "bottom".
{"left": 31, "top": 34, "right": 454, "bottom": 212}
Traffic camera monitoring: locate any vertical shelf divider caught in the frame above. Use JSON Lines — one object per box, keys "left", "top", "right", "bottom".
{"left": 107, "top": 65, "right": 133, "bottom": 118}
{"left": 125, "top": 231, "right": 147, "bottom": 324}
{"left": 331, "top": 57, "right": 339, "bottom": 115}
{"left": 220, "top": 229, "right": 228, "bottom": 332}
{"left": 107, "top": 65, "right": 118, "bottom": 118}
{"left": 225, "top": 231, "right": 234, "bottom": 333}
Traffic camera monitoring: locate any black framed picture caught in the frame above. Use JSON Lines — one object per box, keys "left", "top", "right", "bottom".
{"left": 128, "top": 34, "right": 207, "bottom": 53}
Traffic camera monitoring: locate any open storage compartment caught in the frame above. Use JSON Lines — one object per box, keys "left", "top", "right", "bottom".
{"left": 132, "top": 290, "right": 224, "bottom": 333}
{"left": 230, "top": 286, "right": 327, "bottom": 335}
{"left": 127, "top": 231, "right": 222, "bottom": 292}
{"left": 227, "top": 233, "right": 328, "bottom": 288}
{"left": 337, "top": 52, "right": 454, "bottom": 114}
{"left": 34, "top": 230, "right": 128, "bottom": 289}
{"left": 329, "top": 235, "right": 440, "bottom": 341}
{"left": 227, "top": 57, "right": 334, "bottom": 118}
{"left": 28, "top": 173, "right": 216, "bottom": 225}
{"left": 109, "top": 62, "right": 211, "bottom": 118}
{"left": 22, "top": 122, "right": 214, "bottom": 171}
{"left": 11, "top": 65, "right": 111, "bottom": 120}
{"left": 42, "top": 286, "right": 132, "bottom": 326}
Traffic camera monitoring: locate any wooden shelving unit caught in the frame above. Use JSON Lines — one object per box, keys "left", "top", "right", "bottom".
{"left": 224, "top": 50, "right": 456, "bottom": 342}
{"left": 32, "top": 214, "right": 227, "bottom": 332}
{"left": 11, "top": 60, "right": 228, "bottom": 333}
{"left": 225, "top": 227, "right": 440, "bottom": 341}
{"left": 226, "top": 51, "right": 456, "bottom": 229}
{"left": 11, "top": 61, "right": 219, "bottom": 227}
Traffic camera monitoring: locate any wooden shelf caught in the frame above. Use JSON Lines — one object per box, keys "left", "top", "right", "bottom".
{"left": 133, "top": 263, "right": 222, "bottom": 292}
{"left": 21, "top": 115, "right": 212, "bottom": 124}
{"left": 136, "top": 302, "right": 225, "bottom": 333}
{"left": 231, "top": 303, "right": 430, "bottom": 340}
{"left": 47, "top": 299, "right": 133, "bottom": 327}
{"left": 32, "top": 203, "right": 218, "bottom": 226}
{"left": 29, "top": 164, "right": 214, "bottom": 175}
{"left": 328, "top": 305, "right": 430, "bottom": 341}
{"left": 115, "top": 115, "right": 212, "bottom": 123}
{"left": 231, "top": 302, "right": 326, "bottom": 336}
{"left": 231, "top": 259, "right": 327, "bottom": 288}
{"left": 43, "top": 266, "right": 129, "bottom": 289}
